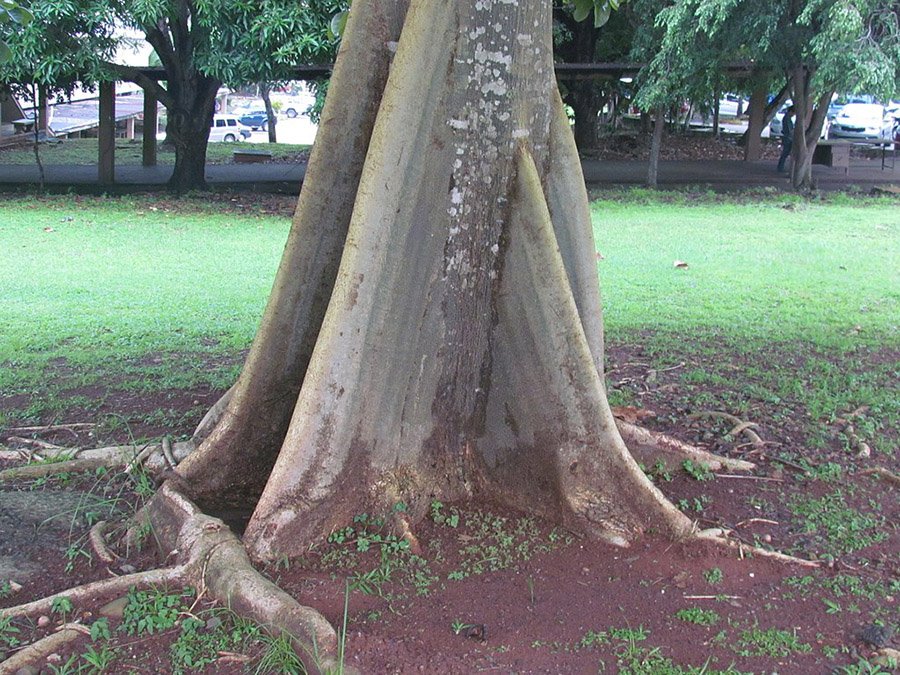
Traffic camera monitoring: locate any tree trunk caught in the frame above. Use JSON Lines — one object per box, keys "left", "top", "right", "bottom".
{"left": 647, "top": 105, "right": 665, "bottom": 187}
{"left": 571, "top": 86, "right": 604, "bottom": 152}
{"left": 712, "top": 93, "right": 720, "bottom": 138}
{"left": 555, "top": 9, "right": 602, "bottom": 153}
{"left": 789, "top": 67, "right": 831, "bottom": 190}
{"left": 743, "top": 87, "right": 767, "bottom": 161}
{"left": 261, "top": 85, "right": 277, "bottom": 144}
{"left": 164, "top": 76, "right": 221, "bottom": 193}
{"left": 741, "top": 81, "right": 789, "bottom": 160}
{"left": 173, "top": 0, "right": 690, "bottom": 562}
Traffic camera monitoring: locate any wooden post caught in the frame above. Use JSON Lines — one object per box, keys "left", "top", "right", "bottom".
{"left": 99, "top": 81, "right": 116, "bottom": 184}
{"left": 142, "top": 90, "right": 158, "bottom": 167}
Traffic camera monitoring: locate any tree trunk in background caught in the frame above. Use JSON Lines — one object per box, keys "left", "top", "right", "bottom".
{"left": 712, "top": 93, "right": 720, "bottom": 138}
{"left": 171, "top": 0, "right": 691, "bottom": 563}
{"left": 647, "top": 106, "right": 665, "bottom": 187}
{"left": 555, "top": 11, "right": 602, "bottom": 153}
{"left": 164, "top": 76, "right": 221, "bottom": 193}
{"left": 571, "top": 87, "right": 604, "bottom": 152}
{"left": 742, "top": 82, "right": 789, "bottom": 161}
{"left": 743, "top": 87, "right": 767, "bottom": 161}
{"left": 261, "top": 85, "right": 277, "bottom": 143}
{"left": 789, "top": 67, "right": 831, "bottom": 190}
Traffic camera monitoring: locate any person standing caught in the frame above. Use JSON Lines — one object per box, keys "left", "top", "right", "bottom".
{"left": 777, "top": 106, "right": 796, "bottom": 173}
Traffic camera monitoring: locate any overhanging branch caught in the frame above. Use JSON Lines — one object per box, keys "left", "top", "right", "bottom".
{"left": 106, "top": 63, "right": 174, "bottom": 109}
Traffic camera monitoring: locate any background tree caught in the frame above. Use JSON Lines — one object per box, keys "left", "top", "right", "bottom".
{"left": 1, "top": 0, "right": 342, "bottom": 192}
{"left": 635, "top": 0, "right": 899, "bottom": 188}
{"left": 554, "top": 6, "right": 634, "bottom": 152}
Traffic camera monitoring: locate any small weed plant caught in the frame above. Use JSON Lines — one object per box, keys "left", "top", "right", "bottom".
{"left": 735, "top": 625, "right": 812, "bottom": 658}
{"left": 703, "top": 568, "right": 724, "bottom": 585}
{"left": 682, "top": 460, "right": 714, "bottom": 481}
{"left": 675, "top": 607, "right": 721, "bottom": 626}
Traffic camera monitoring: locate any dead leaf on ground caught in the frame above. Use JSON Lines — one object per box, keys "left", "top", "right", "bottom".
{"left": 611, "top": 406, "right": 657, "bottom": 424}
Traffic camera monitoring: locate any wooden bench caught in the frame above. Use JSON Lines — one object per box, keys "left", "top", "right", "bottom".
{"left": 233, "top": 149, "right": 273, "bottom": 164}
{"left": 812, "top": 141, "right": 851, "bottom": 173}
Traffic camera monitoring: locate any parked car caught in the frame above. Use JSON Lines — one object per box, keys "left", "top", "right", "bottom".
{"left": 718, "top": 93, "right": 749, "bottom": 117}
{"left": 769, "top": 102, "right": 830, "bottom": 139}
{"left": 829, "top": 103, "right": 893, "bottom": 141}
{"left": 209, "top": 114, "right": 250, "bottom": 142}
{"left": 238, "top": 110, "right": 270, "bottom": 131}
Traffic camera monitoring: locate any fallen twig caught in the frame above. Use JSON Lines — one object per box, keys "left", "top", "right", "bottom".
{"left": 713, "top": 474, "right": 783, "bottom": 482}
{"left": 683, "top": 594, "right": 742, "bottom": 600}
{"left": 6, "top": 423, "right": 95, "bottom": 433}
{"left": 735, "top": 518, "right": 779, "bottom": 528}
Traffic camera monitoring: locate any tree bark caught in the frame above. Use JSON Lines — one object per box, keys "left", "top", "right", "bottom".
{"left": 647, "top": 105, "right": 665, "bottom": 187}
{"left": 712, "top": 92, "right": 720, "bottom": 138}
{"left": 261, "top": 85, "right": 277, "bottom": 143}
{"left": 742, "top": 82, "right": 789, "bottom": 161}
{"left": 163, "top": 76, "right": 220, "bottom": 193}
{"left": 554, "top": 9, "right": 603, "bottom": 153}
{"left": 789, "top": 66, "right": 831, "bottom": 190}
{"left": 174, "top": 0, "right": 691, "bottom": 563}
{"left": 743, "top": 87, "right": 767, "bottom": 161}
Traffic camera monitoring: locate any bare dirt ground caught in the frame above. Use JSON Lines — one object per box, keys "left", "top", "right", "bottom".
{"left": 1, "top": 337, "right": 897, "bottom": 674}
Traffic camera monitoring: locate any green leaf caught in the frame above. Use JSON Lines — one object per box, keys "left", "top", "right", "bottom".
{"left": 8, "top": 6, "right": 32, "bottom": 24}
{"left": 594, "top": 2, "right": 612, "bottom": 28}
{"left": 0, "top": 42, "right": 10, "bottom": 64}
{"left": 573, "top": 0, "right": 593, "bottom": 23}
{"left": 329, "top": 10, "right": 348, "bottom": 39}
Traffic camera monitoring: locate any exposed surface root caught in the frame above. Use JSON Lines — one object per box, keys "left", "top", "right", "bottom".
{"left": 89, "top": 521, "right": 117, "bottom": 564}
{"left": 0, "top": 440, "right": 195, "bottom": 482}
{"left": 0, "top": 626, "right": 84, "bottom": 674}
{"left": 616, "top": 420, "right": 756, "bottom": 473}
{"left": 145, "top": 482, "right": 340, "bottom": 672}
{"left": 191, "top": 385, "right": 235, "bottom": 444}
{"left": 688, "top": 411, "right": 765, "bottom": 448}
{"left": 859, "top": 467, "right": 900, "bottom": 486}
{"left": 0, "top": 566, "right": 187, "bottom": 620}
{"left": 693, "top": 528, "right": 819, "bottom": 568}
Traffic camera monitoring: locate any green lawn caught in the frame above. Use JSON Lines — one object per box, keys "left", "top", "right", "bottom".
{"left": 593, "top": 191, "right": 898, "bottom": 345}
{"left": 0, "top": 138, "right": 310, "bottom": 165}
{"left": 0, "top": 191, "right": 897, "bottom": 441}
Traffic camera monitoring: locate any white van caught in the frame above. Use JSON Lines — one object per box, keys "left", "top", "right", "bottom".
{"left": 209, "top": 115, "right": 250, "bottom": 142}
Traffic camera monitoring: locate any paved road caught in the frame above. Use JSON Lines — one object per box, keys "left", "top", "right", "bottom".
{"left": 0, "top": 155, "right": 896, "bottom": 194}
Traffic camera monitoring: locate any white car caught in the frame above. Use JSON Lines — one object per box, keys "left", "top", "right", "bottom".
{"left": 718, "top": 94, "right": 749, "bottom": 117}
{"left": 209, "top": 114, "right": 251, "bottom": 143}
{"left": 830, "top": 103, "right": 893, "bottom": 141}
